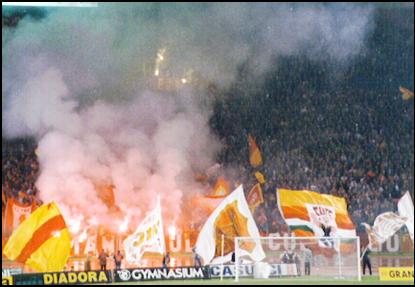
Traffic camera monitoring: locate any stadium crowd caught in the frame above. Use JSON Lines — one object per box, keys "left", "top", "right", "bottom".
{"left": 2, "top": 5, "right": 414, "bottom": 237}
{"left": 241, "top": 86, "right": 413, "bottom": 235}
{"left": 2, "top": 139, "right": 40, "bottom": 207}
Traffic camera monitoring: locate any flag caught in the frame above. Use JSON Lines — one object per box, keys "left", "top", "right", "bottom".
{"left": 123, "top": 197, "right": 165, "bottom": 264}
{"left": 206, "top": 176, "right": 230, "bottom": 198}
{"left": 398, "top": 191, "right": 414, "bottom": 243}
{"left": 247, "top": 183, "right": 264, "bottom": 212}
{"left": 362, "top": 212, "right": 407, "bottom": 251}
{"left": 254, "top": 171, "right": 266, "bottom": 184}
{"left": 95, "top": 183, "right": 119, "bottom": 212}
{"left": 195, "top": 185, "right": 265, "bottom": 264}
{"left": 248, "top": 134, "right": 263, "bottom": 167}
{"left": 3, "top": 198, "right": 36, "bottom": 236}
{"left": 400, "top": 86, "right": 414, "bottom": 100}
{"left": 277, "top": 189, "right": 356, "bottom": 238}
{"left": 2, "top": 189, "right": 8, "bottom": 208}
{"left": 4, "top": 202, "right": 71, "bottom": 272}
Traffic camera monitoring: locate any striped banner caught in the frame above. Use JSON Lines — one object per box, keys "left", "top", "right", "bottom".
{"left": 277, "top": 189, "right": 356, "bottom": 238}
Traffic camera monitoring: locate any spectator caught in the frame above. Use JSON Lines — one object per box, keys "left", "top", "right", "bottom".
{"left": 113, "top": 250, "right": 124, "bottom": 270}
{"left": 98, "top": 250, "right": 108, "bottom": 271}
{"left": 85, "top": 254, "right": 92, "bottom": 271}
{"left": 162, "top": 252, "right": 170, "bottom": 268}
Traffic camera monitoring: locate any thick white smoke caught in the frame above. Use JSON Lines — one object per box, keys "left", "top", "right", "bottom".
{"left": 2, "top": 3, "right": 374, "bottom": 232}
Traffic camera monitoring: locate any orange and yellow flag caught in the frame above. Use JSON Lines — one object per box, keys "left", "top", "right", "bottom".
{"left": 254, "top": 171, "right": 266, "bottom": 184}
{"left": 400, "top": 86, "right": 414, "bottom": 100}
{"left": 248, "top": 134, "right": 263, "bottom": 167}
{"left": 3, "top": 202, "right": 71, "bottom": 272}
{"left": 277, "top": 189, "right": 355, "bottom": 237}
{"left": 195, "top": 185, "right": 265, "bottom": 264}
{"left": 206, "top": 176, "right": 230, "bottom": 198}
{"left": 247, "top": 183, "right": 264, "bottom": 212}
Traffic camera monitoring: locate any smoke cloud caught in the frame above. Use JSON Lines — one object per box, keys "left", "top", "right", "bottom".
{"left": 2, "top": 3, "right": 374, "bottom": 233}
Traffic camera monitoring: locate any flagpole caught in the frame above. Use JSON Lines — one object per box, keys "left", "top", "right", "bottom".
{"left": 157, "top": 196, "right": 166, "bottom": 253}
{"left": 338, "top": 237, "right": 343, "bottom": 279}
{"left": 220, "top": 234, "right": 224, "bottom": 281}
{"left": 357, "top": 236, "right": 362, "bottom": 281}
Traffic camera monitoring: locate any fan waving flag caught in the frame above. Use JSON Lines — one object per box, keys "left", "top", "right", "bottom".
{"left": 195, "top": 185, "right": 265, "bottom": 264}
{"left": 4, "top": 202, "right": 71, "bottom": 272}
{"left": 248, "top": 134, "right": 263, "bottom": 167}
{"left": 362, "top": 212, "right": 407, "bottom": 250}
{"left": 123, "top": 196, "right": 165, "bottom": 264}
{"left": 277, "top": 189, "right": 356, "bottom": 238}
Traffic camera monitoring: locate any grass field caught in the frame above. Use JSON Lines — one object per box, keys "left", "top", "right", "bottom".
{"left": 111, "top": 276, "right": 414, "bottom": 285}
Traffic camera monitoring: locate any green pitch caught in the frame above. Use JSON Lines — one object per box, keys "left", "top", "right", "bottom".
{"left": 111, "top": 276, "right": 413, "bottom": 285}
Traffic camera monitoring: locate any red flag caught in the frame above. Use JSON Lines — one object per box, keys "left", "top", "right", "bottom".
{"left": 247, "top": 183, "right": 264, "bottom": 212}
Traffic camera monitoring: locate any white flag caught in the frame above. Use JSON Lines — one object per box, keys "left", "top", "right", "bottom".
{"left": 362, "top": 212, "right": 407, "bottom": 250}
{"left": 123, "top": 197, "right": 165, "bottom": 264}
{"left": 195, "top": 185, "right": 265, "bottom": 264}
{"left": 398, "top": 191, "right": 414, "bottom": 243}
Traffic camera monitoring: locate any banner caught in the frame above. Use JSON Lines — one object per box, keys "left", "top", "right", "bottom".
{"left": 398, "top": 191, "right": 414, "bottom": 243}
{"left": 379, "top": 267, "right": 414, "bottom": 281}
{"left": 3, "top": 202, "right": 71, "bottom": 272}
{"left": 277, "top": 189, "right": 356, "bottom": 238}
{"left": 362, "top": 212, "right": 407, "bottom": 250}
{"left": 195, "top": 185, "right": 265, "bottom": 264}
{"left": 114, "top": 267, "right": 210, "bottom": 282}
{"left": 3, "top": 198, "right": 35, "bottom": 236}
{"left": 42, "top": 271, "right": 111, "bottom": 285}
{"left": 123, "top": 197, "right": 165, "bottom": 264}
{"left": 247, "top": 183, "right": 264, "bottom": 212}
{"left": 209, "top": 263, "right": 299, "bottom": 278}
{"left": 6, "top": 273, "right": 44, "bottom": 285}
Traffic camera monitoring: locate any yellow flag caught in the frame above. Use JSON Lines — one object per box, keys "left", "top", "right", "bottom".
{"left": 4, "top": 202, "right": 71, "bottom": 272}
{"left": 254, "top": 171, "right": 266, "bottom": 184}
{"left": 248, "top": 134, "right": 263, "bottom": 167}
{"left": 206, "top": 176, "right": 230, "bottom": 198}
{"left": 400, "top": 86, "right": 414, "bottom": 100}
